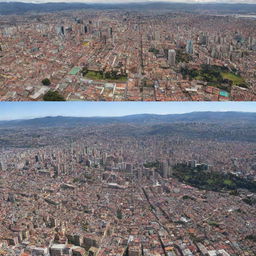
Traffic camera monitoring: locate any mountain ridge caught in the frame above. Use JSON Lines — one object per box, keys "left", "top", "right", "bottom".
{"left": 1, "top": 111, "right": 256, "bottom": 127}
{"left": 1, "top": 2, "right": 256, "bottom": 15}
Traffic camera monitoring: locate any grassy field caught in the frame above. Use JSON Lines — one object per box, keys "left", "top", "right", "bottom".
{"left": 85, "top": 71, "right": 104, "bottom": 80}
{"left": 223, "top": 179, "right": 234, "bottom": 186}
{"left": 110, "top": 76, "right": 128, "bottom": 82}
{"left": 85, "top": 71, "right": 128, "bottom": 82}
{"left": 221, "top": 72, "right": 247, "bottom": 87}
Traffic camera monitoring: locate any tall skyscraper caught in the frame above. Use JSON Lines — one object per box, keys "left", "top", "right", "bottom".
{"left": 0, "top": 160, "right": 6, "bottom": 171}
{"left": 186, "top": 40, "right": 194, "bottom": 54}
{"left": 155, "top": 31, "right": 160, "bottom": 41}
{"left": 84, "top": 25, "right": 88, "bottom": 33}
{"left": 199, "top": 32, "right": 208, "bottom": 46}
{"left": 160, "top": 160, "right": 169, "bottom": 178}
{"left": 56, "top": 26, "right": 64, "bottom": 36}
{"left": 168, "top": 49, "right": 176, "bottom": 66}
{"left": 60, "top": 26, "right": 65, "bottom": 35}
{"left": 109, "top": 27, "right": 113, "bottom": 38}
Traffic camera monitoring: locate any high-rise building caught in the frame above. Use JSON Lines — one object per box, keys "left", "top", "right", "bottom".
{"left": 61, "top": 26, "right": 65, "bottom": 35}
{"left": 186, "top": 40, "right": 194, "bottom": 54}
{"left": 159, "top": 160, "right": 169, "bottom": 178}
{"left": 56, "top": 26, "right": 64, "bottom": 36}
{"left": 98, "top": 30, "right": 102, "bottom": 40}
{"left": 199, "top": 32, "right": 208, "bottom": 46}
{"left": 109, "top": 27, "right": 113, "bottom": 38}
{"left": 84, "top": 25, "right": 88, "bottom": 33}
{"left": 0, "top": 160, "right": 6, "bottom": 171}
{"left": 168, "top": 49, "right": 176, "bottom": 66}
{"left": 155, "top": 31, "right": 160, "bottom": 41}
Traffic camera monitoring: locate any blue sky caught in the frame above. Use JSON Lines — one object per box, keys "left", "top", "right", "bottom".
{"left": 0, "top": 0, "right": 255, "bottom": 3}
{"left": 0, "top": 102, "right": 256, "bottom": 120}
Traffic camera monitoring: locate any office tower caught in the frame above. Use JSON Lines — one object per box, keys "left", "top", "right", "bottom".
{"left": 160, "top": 160, "right": 169, "bottom": 178}
{"left": 199, "top": 32, "right": 208, "bottom": 46}
{"left": 53, "top": 165, "right": 59, "bottom": 177}
{"left": 109, "top": 27, "right": 113, "bottom": 38}
{"left": 168, "top": 49, "right": 176, "bottom": 66}
{"left": 84, "top": 25, "right": 88, "bottom": 33}
{"left": 186, "top": 40, "right": 194, "bottom": 54}
{"left": 211, "top": 47, "right": 217, "bottom": 58}
{"left": 98, "top": 30, "right": 102, "bottom": 40}
{"left": 155, "top": 31, "right": 160, "bottom": 41}
{"left": 35, "top": 155, "right": 39, "bottom": 162}
{"left": 75, "top": 18, "right": 82, "bottom": 24}
{"left": 164, "top": 162, "right": 168, "bottom": 178}
{"left": 0, "top": 160, "right": 6, "bottom": 171}
{"left": 249, "top": 37, "right": 256, "bottom": 50}
{"left": 87, "top": 24, "right": 92, "bottom": 34}
{"left": 138, "top": 169, "right": 142, "bottom": 180}
{"left": 188, "top": 160, "right": 197, "bottom": 168}
{"left": 56, "top": 26, "right": 64, "bottom": 36}
{"left": 61, "top": 26, "right": 64, "bottom": 35}
{"left": 86, "top": 159, "right": 91, "bottom": 167}
{"left": 103, "top": 35, "right": 107, "bottom": 45}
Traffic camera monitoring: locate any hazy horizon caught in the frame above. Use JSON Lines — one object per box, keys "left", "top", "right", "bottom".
{"left": 0, "top": 102, "right": 256, "bottom": 121}
{"left": 1, "top": 111, "right": 256, "bottom": 122}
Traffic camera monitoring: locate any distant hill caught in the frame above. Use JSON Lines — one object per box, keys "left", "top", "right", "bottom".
{"left": 0, "top": 112, "right": 256, "bottom": 147}
{"left": 0, "top": 2, "right": 90, "bottom": 15}
{"left": 0, "top": 112, "right": 256, "bottom": 128}
{"left": 0, "top": 2, "right": 256, "bottom": 15}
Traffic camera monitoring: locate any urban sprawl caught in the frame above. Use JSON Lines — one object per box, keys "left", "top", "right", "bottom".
{"left": 0, "top": 118, "right": 255, "bottom": 256}
{"left": 1, "top": 10, "right": 256, "bottom": 101}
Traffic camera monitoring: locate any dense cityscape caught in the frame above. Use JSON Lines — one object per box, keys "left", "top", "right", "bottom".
{"left": 0, "top": 111, "right": 255, "bottom": 256}
{"left": 0, "top": 0, "right": 256, "bottom": 255}
{"left": 1, "top": 3, "right": 256, "bottom": 101}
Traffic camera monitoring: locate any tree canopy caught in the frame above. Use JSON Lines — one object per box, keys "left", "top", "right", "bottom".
{"left": 43, "top": 90, "right": 65, "bottom": 101}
